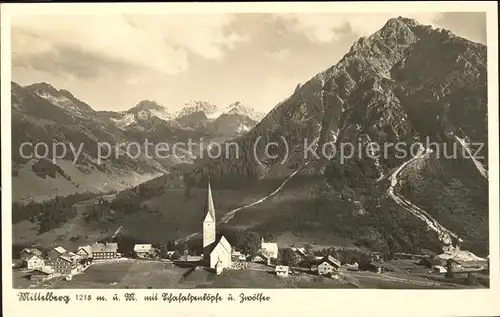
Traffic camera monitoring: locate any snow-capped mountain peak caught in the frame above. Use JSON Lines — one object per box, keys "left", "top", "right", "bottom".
{"left": 24, "top": 82, "right": 95, "bottom": 117}
{"left": 207, "top": 101, "right": 265, "bottom": 122}
{"left": 111, "top": 100, "right": 172, "bottom": 129}
{"left": 127, "top": 100, "right": 172, "bottom": 121}
{"left": 173, "top": 100, "right": 219, "bottom": 119}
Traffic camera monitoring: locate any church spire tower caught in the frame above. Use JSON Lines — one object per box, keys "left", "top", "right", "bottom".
{"left": 203, "top": 179, "right": 216, "bottom": 248}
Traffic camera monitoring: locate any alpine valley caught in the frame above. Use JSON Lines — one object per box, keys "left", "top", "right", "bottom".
{"left": 11, "top": 82, "right": 265, "bottom": 203}
{"left": 12, "top": 17, "right": 489, "bottom": 263}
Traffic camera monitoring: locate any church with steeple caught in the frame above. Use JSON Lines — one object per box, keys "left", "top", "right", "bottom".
{"left": 202, "top": 180, "right": 232, "bottom": 272}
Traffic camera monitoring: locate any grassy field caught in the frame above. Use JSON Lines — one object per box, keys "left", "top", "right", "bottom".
{"left": 13, "top": 214, "right": 118, "bottom": 253}
{"left": 201, "top": 269, "right": 354, "bottom": 289}
{"left": 13, "top": 260, "right": 194, "bottom": 289}
{"left": 13, "top": 259, "right": 486, "bottom": 289}
{"left": 13, "top": 159, "right": 159, "bottom": 203}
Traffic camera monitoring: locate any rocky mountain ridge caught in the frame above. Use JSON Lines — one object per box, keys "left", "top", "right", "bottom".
{"left": 175, "top": 17, "right": 489, "bottom": 256}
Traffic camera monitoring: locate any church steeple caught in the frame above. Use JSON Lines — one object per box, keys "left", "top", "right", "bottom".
{"left": 205, "top": 179, "right": 216, "bottom": 221}
{"left": 203, "top": 179, "right": 216, "bottom": 248}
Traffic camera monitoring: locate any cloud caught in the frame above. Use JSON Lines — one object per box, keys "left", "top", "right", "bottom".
{"left": 12, "top": 14, "right": 247, "bottom": 78}
{"left": 274, "top": 13, "right": 441, "bottom": 43}
{"left": 265, "top": 48, "right": 292, "bottom": 61}
{"left": 124, "top": 14, "right": 249, "bottom": 60}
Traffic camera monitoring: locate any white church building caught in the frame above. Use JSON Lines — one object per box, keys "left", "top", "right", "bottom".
{"left": 202, "top": 180, "right": 232, "bottom": 272}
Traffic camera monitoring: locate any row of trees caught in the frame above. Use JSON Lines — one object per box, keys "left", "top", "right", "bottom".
{"left": 12, "top": 192, "right": 100, "bottom": 234}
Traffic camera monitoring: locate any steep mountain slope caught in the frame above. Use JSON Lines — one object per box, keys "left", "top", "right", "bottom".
{"left": 25, "top": 82, "right": 95, "bottom": 118}
{"left": 11, "top": 83, "right": 166, "bottom": 202}
{"left": 109, "top": 17, "right": 488, "bottom": 257}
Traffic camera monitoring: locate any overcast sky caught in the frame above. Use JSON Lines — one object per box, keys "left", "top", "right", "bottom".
{"left": 11, "top": 12, "right": 486, "bottom": 113}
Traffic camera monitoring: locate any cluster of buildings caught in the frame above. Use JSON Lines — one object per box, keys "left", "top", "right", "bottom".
{"left": 200, "top": 181, "right": 282, "bottom": 274}
{"left": 273, "top": 254, "right": 342, "bottom": 278}
{"left": 133, "top": 244, "right": 167, "bottom": 259}
{"left": 199, "top": 180, "right": 344, "bottom": 279}
{"left": 20, "top": 242, "right": 120, "bottom": 282}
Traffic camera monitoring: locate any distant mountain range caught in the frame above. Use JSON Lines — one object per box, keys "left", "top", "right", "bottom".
{"left": 11, "top": 81, "right": 265, "bottom": 203}
{"left": 100, "top": 99, "right": 264, "bottom": 133}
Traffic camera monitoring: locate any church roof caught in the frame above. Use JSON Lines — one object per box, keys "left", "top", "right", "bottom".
{"left": 204, "top": 180, "right": 216, "bottom": 221}
{"left": 204, "top": 235, "right": 231, "bottom": 255}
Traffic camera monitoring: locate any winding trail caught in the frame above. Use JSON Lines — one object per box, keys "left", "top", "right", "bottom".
{"left": 177, "top": 162, "right": 310, "bottom": 244}
{"left": 220, "top": 162, "right": 311, "bottom": 224}
{"left": 177, "top": 76, "right": 330, "bottom": 244}
{"left": 111, "top": 226, "right": 123, "bottom": 239}
{"left": 454, "top": 135, "right": 488, "bottom": 179}
{"left": 387, "top": 145, "right": 461, "bottom": 246}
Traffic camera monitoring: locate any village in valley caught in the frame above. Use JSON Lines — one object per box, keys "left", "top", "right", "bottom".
{"left": 13, "top": 181, "right": 489, "bottom": 289}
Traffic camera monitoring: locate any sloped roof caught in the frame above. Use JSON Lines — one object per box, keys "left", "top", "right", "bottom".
{"left": 134, "top": 244, "right": 152, "bottom": 252}
{"left": 27, "top": 254, "right": 43, "bottom": 261}
{"left": 262, "top": 242, "right": 278, "bottom": 252}
{"left": 54, "top": 246, "right": 67, "bottom": 254}
{"left": 77, "top": 245, "right": 92, "bottom": 255}
{"left": 205, "top": 235, "right": 231, "bottom": 255}
{"left": 21, "top": 248, "right": 41, "bottom": 255}
{"left": 318, "top": 255, "right": 341, "bottom": 267}
{"left": 251, "top": 252, "right": 270, "bottom": 261}
{"left": 32, "top": 267, "right": 55, "bottom": 275}
{"left": 59, "top": 255, "right": 73, "bottom": 263}
{"left": 106, "top": 243, "right": 118, "bottom": 251}
{"left": 291, "top": 247, "right": 308, "bottom": 258}
{"left": 91, "top": 243, "right": 106, "bottom": 252}
{"left": 275, "top": 265, "right": 289, "bottom": 272}
{"left": 92, "top": 242, "right": 118, "bottom": 252}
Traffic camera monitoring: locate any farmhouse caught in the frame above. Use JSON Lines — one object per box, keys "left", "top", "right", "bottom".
{"left": 134, "top": 244, "right": 155, "bottom": 258}
{"left": 48, "top": 246, "right": 67, "bottom": 259}
{"left": 202, "top": 180, "right": 232, "bottom": 271}
{"left": 261, "top": 238, "right": 278, "bottom": 259}
{"left": 250, "top": 252, "right": 271, "bottom": 265}
{"left": 76, "top": 245, "right": 93, "bottom": 259}
{"left": 20, "top": 248, "right": 42, "bottom": 261}
{"left": 30, "top": 267, "right": 55, "bottom": 281}
{"left": 49, "top": 255, "right": 74, "bottom": 275}
{"left": 291, "top": 247, "right": 308, "bottom": 260}
{"left": 231, "top": 249, "right": 247, "bottom": 261}
{"left": 26, "top": 254, "right": 45, "bottom": 270}
{"left": 317, "top": 255, "right": 341, "bottom": 276}
{"left": 91, "top": 242, "right": 119, "bottom": 260}
{"left": 432, "top": 265, "right": 447, "bottom": 273}
{"left": 275, "top": 265, "right": 289, "bottom": 277}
